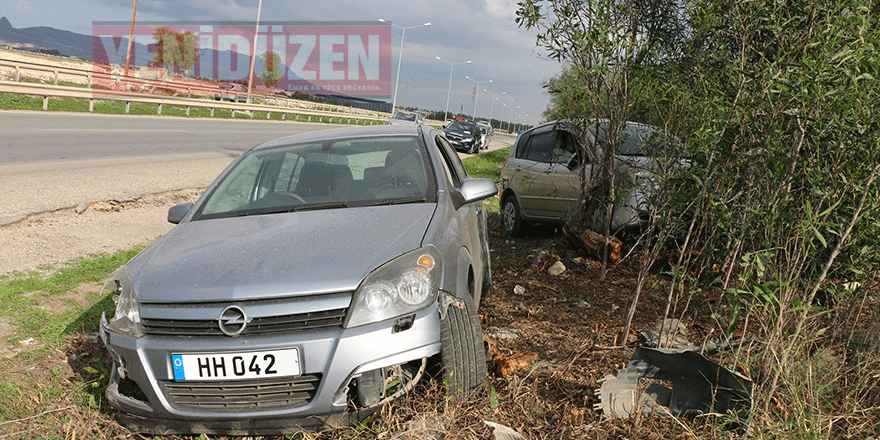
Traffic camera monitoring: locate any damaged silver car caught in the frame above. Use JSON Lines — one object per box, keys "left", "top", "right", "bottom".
{"left": 99, "top": 125, "right": 497, "bottom": 435}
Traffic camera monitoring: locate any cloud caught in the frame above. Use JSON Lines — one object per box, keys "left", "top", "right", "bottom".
{"left": 15, "top": 0, "right": 33, "bottom": 12}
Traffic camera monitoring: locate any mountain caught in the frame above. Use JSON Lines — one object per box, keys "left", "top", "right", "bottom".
{"left": 0, "top": 16, "right": 99, "bottom": 60}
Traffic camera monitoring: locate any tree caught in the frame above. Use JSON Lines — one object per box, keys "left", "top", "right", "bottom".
{"left": 152, "top": 26, "right": 198, "bottom": 75}
{"left": 517, "top": 0, "right": 689, "bottom": 292}
{"left": 260, "top": 51, "right": 283, "bottom": 88}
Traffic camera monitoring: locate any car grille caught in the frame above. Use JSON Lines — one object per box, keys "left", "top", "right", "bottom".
{"left": 141, "top": 308, "right": 347, "bottom": 337}
{"left": 161, "top": 374, "right": 321, "bottom": 412}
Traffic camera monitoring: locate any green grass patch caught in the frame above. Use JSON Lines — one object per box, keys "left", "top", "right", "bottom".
{"left": 46, "top": 97, "right": 89, "bottom": 112}
{"left": 462, "top": 147, "right": 510, "bottom": 182}
{"left": 0, "top": 94, "right": 42, "bottom": 110}
{"left": 461, "top": 146, "right": 510, "bottom": 214}
{"left": 0, "top": 244, "right": 149, "bottom": 344}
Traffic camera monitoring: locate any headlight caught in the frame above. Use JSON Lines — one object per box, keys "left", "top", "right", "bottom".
{"left": 345, "top": 246, "right": 442, "bottom": 328}
{"left": 102, "top": 266, "right": 143, "bottom": 338}
{"left": 463, "top": 137, "right": 473, "bottom": 143}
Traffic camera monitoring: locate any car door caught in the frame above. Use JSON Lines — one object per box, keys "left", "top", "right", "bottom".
{"left": 434, "top": 135, "right": 489, "bottom": 302}
{"left": 504, "top": 127, "right": 558, "bottom": 219}
{"left": 546, "top": 127, "right": 587, "bottom": 220}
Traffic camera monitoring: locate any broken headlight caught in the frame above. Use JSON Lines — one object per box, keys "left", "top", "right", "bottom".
{"left": 345, "top": 246, "right": 442, "bottom": 328}
{"left": 101, "top": 266, "right": 143, "bottom": 338}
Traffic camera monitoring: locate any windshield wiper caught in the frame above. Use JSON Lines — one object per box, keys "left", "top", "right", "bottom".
{"left": 291, "top": 201, "right": 349, "bottom": 212}
{"left": 374, "top": 196, "right": 428, "bottom": 206}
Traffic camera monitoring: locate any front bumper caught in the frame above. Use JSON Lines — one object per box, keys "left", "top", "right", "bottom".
{"left": 101, "top": 302, "right": 442, "bottom": 435}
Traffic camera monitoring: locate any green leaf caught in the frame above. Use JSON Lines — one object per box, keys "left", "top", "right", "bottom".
{"left": 812, "top": 226, "right": 827, "bottom": 247}
{"left": 489, "top": 385, "right": 500, "bottom": 409}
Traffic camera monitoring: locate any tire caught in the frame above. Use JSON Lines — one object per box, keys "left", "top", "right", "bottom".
{"left": 440, "top": 294, "right": 487, "bottom": 396}
{"left": 501, "top": 195, "right": 523, "bottom": 237}
{"left": 470, "top": 141, "right": 479, "bottom": 155}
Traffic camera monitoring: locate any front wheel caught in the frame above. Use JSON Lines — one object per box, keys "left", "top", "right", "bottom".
{"left": 502, "top": 195, "right": 523, "bottom": 236}
{"left": 440, "top": 294, "right": 487, "bottom": 396}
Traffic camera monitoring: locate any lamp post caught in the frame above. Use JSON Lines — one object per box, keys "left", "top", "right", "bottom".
{"left": 465, "top": 75, "right": 491, "bottom": 119}
{"left": 380, "top": 19, "right": 430, "bottom": 114}
{"left": 488, "top": 91, "right": 504, "bottom": 129}
{"left": 436, "top": 56, "right": 470, "bottom": 123}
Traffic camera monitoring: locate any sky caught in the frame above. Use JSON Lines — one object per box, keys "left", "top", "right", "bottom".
{"left": 6, "top": 0, "right": 562, "bottom": 125}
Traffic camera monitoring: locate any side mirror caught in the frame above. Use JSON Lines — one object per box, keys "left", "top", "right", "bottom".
{"left": 453, "top": 178, "right": 498, "bottom": 209}
{"left": 167, "top": 202, "right": 194, "bottom": 224}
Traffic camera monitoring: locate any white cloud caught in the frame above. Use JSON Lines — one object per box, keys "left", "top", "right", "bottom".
{"left": 15, "top": 0, "right": 33, "bottom": 12}
{"left": 485, "top": 0, "right": 519, "bottom": 18}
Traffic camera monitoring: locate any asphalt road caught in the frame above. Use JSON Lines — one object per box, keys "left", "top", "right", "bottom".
{"left": 0, "top": 110, "right": 514, "bottom": 225}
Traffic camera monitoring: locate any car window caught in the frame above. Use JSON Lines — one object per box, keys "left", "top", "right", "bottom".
{"left": 522, "top": 130, "right": 554, "bottom": 163}
{"left": 434, "top": 135, "right": 466, "bottom": 187}
{"left": 514, "top": 132, "right": 532, "bottom": 158}
{"left": 196, "top": 135, "right": 435, "bottom": 220}
{"left": 553, "top": 130, "right": 578, "bottom": 165}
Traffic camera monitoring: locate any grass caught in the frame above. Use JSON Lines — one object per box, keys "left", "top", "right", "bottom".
{"left": 0, "top": 91, "right": 382, "bottom": 125}
{"left": 0, "top": 244, "right": 149, "bottom": 344}
{"left": 461, "top": 146, "right": 510, "bottom": 214}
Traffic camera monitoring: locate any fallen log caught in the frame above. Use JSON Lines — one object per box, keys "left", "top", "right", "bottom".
{"left": 563, "top": 224, "right": 622, "bottom": 263}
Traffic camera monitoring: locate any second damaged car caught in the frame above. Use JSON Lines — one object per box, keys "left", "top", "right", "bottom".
{"left": 99, "top": 125, "right": 497, "bottom": 435}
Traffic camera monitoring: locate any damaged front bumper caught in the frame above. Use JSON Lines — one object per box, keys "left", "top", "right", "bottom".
{"left": 99, "top": 302, "right": 442, "bottom": 436}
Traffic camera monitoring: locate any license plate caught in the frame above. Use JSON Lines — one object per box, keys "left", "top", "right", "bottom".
{"left": 171, "top": 348, "right": 300, "bottom": 381}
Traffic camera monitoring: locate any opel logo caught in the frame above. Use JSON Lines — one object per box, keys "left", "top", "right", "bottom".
{"left": 218, "top": 305, "right": 250, "bottom": 337}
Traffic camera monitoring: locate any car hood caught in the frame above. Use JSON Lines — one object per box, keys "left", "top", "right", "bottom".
{"left": 126, "top": 204, "right": 436, "bottom": 303}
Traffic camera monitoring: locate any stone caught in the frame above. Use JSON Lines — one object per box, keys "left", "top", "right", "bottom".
{"left": 548, "top": 261, "right": 566, "bottom": 276}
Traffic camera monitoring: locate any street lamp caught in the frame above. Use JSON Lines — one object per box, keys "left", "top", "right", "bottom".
{"left": 436, "top": 56, "right": 471, "bottom": 123}
{"left": 488, "top": 91, "right": 505, "bottom": 129}
{"left": 465, "top": 75, "right": 491, "bottom": 119}
{"left": 380, "top": 19, "right": 431, "bottom": 114}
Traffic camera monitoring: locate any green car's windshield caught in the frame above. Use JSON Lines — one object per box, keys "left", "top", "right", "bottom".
{"left": 196, "top": 135, "right": 435, "bottom": 220}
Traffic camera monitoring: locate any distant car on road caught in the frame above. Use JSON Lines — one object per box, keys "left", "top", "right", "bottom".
{"left": 214, "top": 82, "right": 248, "bottom": 102}
{"left": 99, "top": 125, "right": 496, "bottom": 435}
{"left": 443, "top": 118, "right": 482, "bottom": 154}
{"left": 499, "top": 119, "right": 683, "bottom": 236}
{"left": 387, "top": 110, "right": 425, "bottom": 126}
{"left": 476, "top": 122, "right": 494, "bottom": 150}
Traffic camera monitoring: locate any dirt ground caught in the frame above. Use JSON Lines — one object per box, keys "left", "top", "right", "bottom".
{"left": 0, "top": 188, "right": 204, "bottom": 277}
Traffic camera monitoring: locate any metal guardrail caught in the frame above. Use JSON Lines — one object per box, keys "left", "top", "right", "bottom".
{"left": 0, "top": 80, "right": 388, "bottom": 124}
{"left": 0, "top": 53, "right": 391, "bottom": 120}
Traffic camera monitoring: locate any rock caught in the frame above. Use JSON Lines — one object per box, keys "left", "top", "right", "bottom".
{"left": 395, "top": 416, "right": 446, "bottom": 440}
{"left": 486, "top": 327, "right": 520, "bottom": 341}
{"left": 18, "top": 338, "right": 36, "bottom": 347}
{"left": 548, "top": 261, "right": 566, "bottom": 276}
{"left": 513, "top": 284, "right": 526, "bottom": 295}
{"left": 653, "top": 319, "right": 688, "bottom": 336}
{"left": 572, "top": 257, "right": 586, "bottom": 265}
{"left": 552, "top": 299, "right": 594, "bottom": 308}
{"left": 75, "top": 204, "right": 88, "bottom": 214}
{"left": 484, "top": 421, "right": 527, "bottom": 440}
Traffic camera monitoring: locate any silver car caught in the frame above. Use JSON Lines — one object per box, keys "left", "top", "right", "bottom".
{"left": 99, "top": 125, "right": 497, "bottom": 435}
{"left": 499, "top": 120, "right": 681, "bottom": 235}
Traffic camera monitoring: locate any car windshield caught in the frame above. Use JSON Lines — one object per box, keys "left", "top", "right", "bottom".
{"left": 195, "top": 135, "right": 435, "bottom": 220}
{"left": 446, "top": 120, "right": 474, "bottom": 135}
{"left": 392, "top": 112, "right": 417, "bottom": 122}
